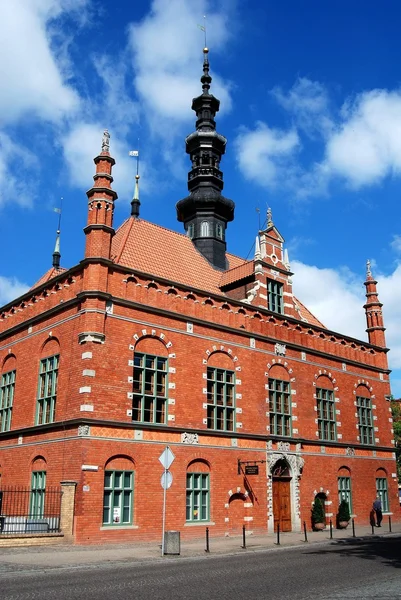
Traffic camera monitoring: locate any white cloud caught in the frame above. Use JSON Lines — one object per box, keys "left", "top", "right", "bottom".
{"left": 0, "top": 0, "right": 87, "bottom": 125}
{"left": 391, "top": 235, "right": 401, "bottom": 254}
{"left": 325, "top": 89, "right": 401, "bottom": 188}
{"left": 128, "top": 0, "right": 233, "bottom": 132}
{"left": 234, "top": 122, "right": 300, "bottom": 187}
{"left": 292, "top": 259, "right": 401, "bottom": 374}
{"left": 0, "top": 275, "right": 29, "bottom": 307}
{"left": 0, "top": 133, "right": 38, "bottom": 207}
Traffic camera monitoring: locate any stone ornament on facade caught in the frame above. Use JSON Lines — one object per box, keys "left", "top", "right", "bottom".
{"left": 274, "top": 343, "right": 286, "bottom": 356}
{"left": 181, "top": 432, "right": 199, "bottom": 444}
{"left": 102, "top": 129, "right": 110, "bottom": 153}
{"left": 276, "top": 441, "right": 291, "bottom": 452}
{"left": 345, "top": 447, "right": 355, "bottom": 456}
{"left": 78, "top": 425, "right": 90, "bottom": 436}
{"left": 267, "top": 452, "right": 304, "bottom": 476}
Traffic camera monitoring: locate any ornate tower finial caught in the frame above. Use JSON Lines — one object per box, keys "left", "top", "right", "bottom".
{"left": 101, "top": 129, "right": 110, "bottom": 153}
{"left": 129, "top": 149, "right": 140, "bottom": 218}
{"left": 176, "top": 45, "right": 235, "bottom": 269}
{"left": 364, "top": 261, "right": 386, "bottom": 348}
{"left": 52, "top": 201, "right": 62, "bottom": 269}
{"left": 267, "top": 207, "right": 273, "bottom": 228}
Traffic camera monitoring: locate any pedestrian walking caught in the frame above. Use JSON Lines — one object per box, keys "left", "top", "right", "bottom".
{"left": 373, "top": 497, "right": 383, "bottom": 527}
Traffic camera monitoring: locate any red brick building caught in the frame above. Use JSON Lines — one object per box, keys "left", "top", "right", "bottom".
{"left": 0, "top": 50, "right": 399, "bottom": 543}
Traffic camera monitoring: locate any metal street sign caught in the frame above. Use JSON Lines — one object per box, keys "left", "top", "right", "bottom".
{"left": 161, "top": 471, "right": 173, "bottom": 490}
{"left": 245, "top": 465, "right": 259, "bottom": 475}
{"left": 159, "top": 447, "right": 175, "bottom": 470}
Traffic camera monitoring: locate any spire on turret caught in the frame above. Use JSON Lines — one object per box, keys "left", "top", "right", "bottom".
{"left": 129, "top": 149, "right": 140, "bottom": 218}
{"left": 176, "top": 46, "right": 235, "bottom": 270}
{"left": 364, "top": 260, "right": 386, "bottom": 347}
{"left": 52, "top": 202, "right": 62, "bottom": 269}
{"left": 84, "top": 129, "right": 117, "bottom": 260}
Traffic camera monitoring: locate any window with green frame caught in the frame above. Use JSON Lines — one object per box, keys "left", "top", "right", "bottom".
{"left": 317, "top": 387, "right": 337, "bottom": 441}
{"left": 356, "top": 393, "right": 374, "bottom": 445}
{"left": 0, "top": 370, "right": 15, "bottom": 432}
{"left": 206, "top": 367, "right": 235, "bottom": 431}
{"left": 132, "top": 353, "right": 168, "bottom": 423}
{"left": 103, "top": 470, "right": 134, "bottom": 526}
{"left": 268, "top": 378, "right": 291, "bottom": 436}
{"left": 36, "top": 355, "right": 59, "bottom": 425}
{"left": 338, "top": 476, "right": 352, "bottom": 513}
{"left": 30, "top": 471, "right": 46, "bottom": 518}
{"left": 267, "top": 280, "right": 283, "bottom": 314}
{"left": 376, "top": 477, "right": 389, "bottom": 512}
{"left": 186, "top": 473, "right": 209, "bottom": 522}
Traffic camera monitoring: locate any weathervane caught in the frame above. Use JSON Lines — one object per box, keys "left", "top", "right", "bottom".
{"left": 198, "top": 15, "right": 207, "bottom": 48}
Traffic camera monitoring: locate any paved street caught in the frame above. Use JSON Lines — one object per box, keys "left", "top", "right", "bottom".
{"left": 1, "top": 535, "right": 401, "bottom": 600}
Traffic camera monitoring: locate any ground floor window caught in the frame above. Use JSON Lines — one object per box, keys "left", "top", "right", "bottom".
{"left": 30, "top": 471, "right": 46, "bottom": 518}
{"left": 186, "top": 473, "right": 209, "bottom": 522}
{"left": 338, "top": 476, "right": 352, "bottom": 513}
{"left": 103, "top": 471, "right": 134, "bottom": 526}
{"left": 376, "top": 477, "right": 389, "bottom": 512}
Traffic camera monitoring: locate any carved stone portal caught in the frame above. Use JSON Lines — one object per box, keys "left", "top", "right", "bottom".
{"left": 267, "top": 451, "right": 304, "bottom": 533}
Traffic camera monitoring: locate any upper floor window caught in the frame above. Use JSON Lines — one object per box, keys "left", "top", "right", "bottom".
{"left": 201, "top": 221, "right": 210, "bottom": 237}
{"left": 188, "top": 223, "right": 194, "bottom": 239}
{"left": 317, "top": 387, "right": 337, "bottom": 441}
{"left": 36, "top": 355, "right": 59, "bottom": 425}
{"left": 268, "top": 378, "right": 291, "bottom": 436}
{"left": 216, "top": 223, "right": 223, "bottom": 240}
{"left": 0, "top": 370, "right": 15, "bottom": 432}
{"left": 356, "top": 391, "right": 374, "bottom": 445}
{"left": 267, "top": 280, "right": 283, "bottom": 314}
{"left": 132, "top": 353, "right": 168, "bottom": 424}
{"left": 206, "top": 367, "right": 235, "bottom": 431}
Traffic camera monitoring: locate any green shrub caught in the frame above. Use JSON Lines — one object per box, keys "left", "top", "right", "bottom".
{"left": 337, "top": 499, "right": 351, "bottom": 522}
{"left": 312, "top": 497, "right": 325, "bottom": 524}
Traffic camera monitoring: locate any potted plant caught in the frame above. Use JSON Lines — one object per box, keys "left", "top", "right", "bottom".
{"left": 312, "top": 497, "right": 326, "bottom": 530}
{"left": 337, "top": 499, "right": 351, "bottom": 529}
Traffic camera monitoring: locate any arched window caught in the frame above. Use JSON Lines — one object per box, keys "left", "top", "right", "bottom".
{"left": 356, "top": 385, "right": 374, "bottom": 445}
{"left": 200, "top": 221, "right": 210, "bottom": 237}
{"left": 376, "top": 468, "right": 389, "bottom": 512}
{"left": 316, "top": 375, "right": 337, "bottom": 442}
{"left": 132, "top": 338, "right": 168, "bottom": 424}
{"left": 36, "top": 339, "right": 60, "bottom": 425}
{"left": 103, "top": 456, "right": 135, "bottom": 526}
{"left": 268, "top": 365, "right": 291, "bottom": 437}
{"left": 186, "top": 460, "right": 210, "bottom": 523}
{"left": 206, "top": 352, "right": 235, "bottom": 432}
{"left": 338, "top": 467, "right": 352, "bottom": 512}
{"left": 188, "top": 223, "right": 194, "bottom": 239}
{"left": 1, "top": 355, "right": 16, "bottom": 432}
{"left": 216, "top": 223, "right": 223, "bottom": 240}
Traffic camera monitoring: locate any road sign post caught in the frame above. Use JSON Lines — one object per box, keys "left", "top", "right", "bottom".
{"left": 159, "top": 446, "right": 175, "bottom": 556}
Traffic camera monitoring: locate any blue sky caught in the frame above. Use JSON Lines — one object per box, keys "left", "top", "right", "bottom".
{"left": 2, "top": 0, "right": 401, "bottom": 395}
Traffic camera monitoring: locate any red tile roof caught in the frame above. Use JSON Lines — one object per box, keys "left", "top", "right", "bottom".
{"left": 220, "top": 261, "right": 254, "bottom": 287}
{"left": 31, "top": 267, "right": 67, "bottom": 290}
{"left": 111, "top": 218, "right": 245, "bottom": 295}
{"left": 294, "top": 297, "right": 325, "bottom": 328}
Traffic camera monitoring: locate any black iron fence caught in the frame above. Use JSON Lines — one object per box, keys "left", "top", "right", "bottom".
{"left": 0, "top": 487, "right": 62, "bottom": 535}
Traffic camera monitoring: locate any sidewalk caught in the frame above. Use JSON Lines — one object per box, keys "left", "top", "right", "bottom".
{"left": 0, "top": 521, "right": 400, "bottom": 573}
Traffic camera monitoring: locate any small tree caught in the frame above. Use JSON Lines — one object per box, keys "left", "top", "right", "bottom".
{"left": 337, "top": 499, "right": 351, "bottom": 523}
{"left": 312, "top": 497, "right": 325, "bottom": 524}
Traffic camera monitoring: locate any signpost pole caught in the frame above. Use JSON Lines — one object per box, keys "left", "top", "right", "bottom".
{"left": 161, "top": 463, "right": 167, "bottom": 556}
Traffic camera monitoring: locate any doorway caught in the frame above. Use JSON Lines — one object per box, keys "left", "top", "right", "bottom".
{"left": 272, "top": 459, "right": 292, "bottom": 532}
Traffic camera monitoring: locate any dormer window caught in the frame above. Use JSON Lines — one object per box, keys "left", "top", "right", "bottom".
{"left": 201, "top": 221, "right": 210, "bottom": 237}
{"left": 267, "top": 279, "right": 283, "bottom": 314}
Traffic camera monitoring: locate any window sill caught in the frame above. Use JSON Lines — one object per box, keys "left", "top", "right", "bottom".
{"left": 382, "top": 512, "right": 393, "bottom": 516}
{"left": 184, "top": 521, "right": 215, "bottom": 527}
{"left": 100, "top": 525, "right": 139, "bottom": 530}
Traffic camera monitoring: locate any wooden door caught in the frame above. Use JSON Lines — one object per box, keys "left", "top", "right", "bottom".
{"left": 273, "top": 478, "right": 292, "bottom": 532}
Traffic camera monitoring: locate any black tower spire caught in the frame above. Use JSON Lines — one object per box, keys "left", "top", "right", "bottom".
{"left": 176, "top": 48, "right": 234, "bottom": 269}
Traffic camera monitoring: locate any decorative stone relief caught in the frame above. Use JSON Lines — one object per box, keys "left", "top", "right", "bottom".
{"left": 277, "top": 441, "right": 290, "bottom": 452}
{"left": 274, "top": 343, "right": 286, "bottom": 356}
{"left": 345, "top": 447, "right": 355, "bottom": 456}
{"left": 181, "top": 432, "right": 199, "bottom": 444}
{"left": 78, "top": 425, "right": 90, "bottom": 437}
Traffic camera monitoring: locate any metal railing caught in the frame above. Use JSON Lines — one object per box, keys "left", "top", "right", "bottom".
{"left": 0, "top": 486, "right": 62, "bottom": 535}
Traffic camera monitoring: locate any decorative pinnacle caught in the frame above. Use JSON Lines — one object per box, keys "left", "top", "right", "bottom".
{"left": 366, "top": 259, "right": 372, "bottom": 278}
{"left": 267, "top": 207, "right": 273, "bottom": 227}
{"left": 201, "top": 47, "right": 212, "bottom": 95}
{"left": 101, "top": 129, "right": 110, "bottom": 153}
